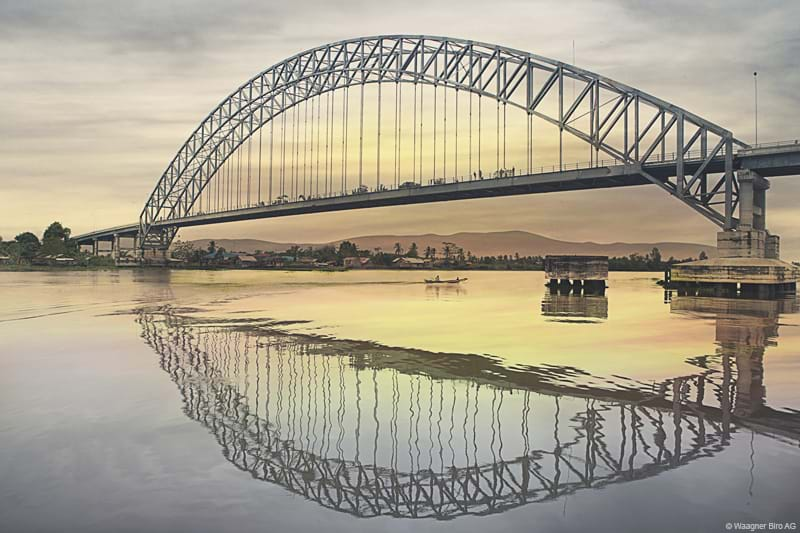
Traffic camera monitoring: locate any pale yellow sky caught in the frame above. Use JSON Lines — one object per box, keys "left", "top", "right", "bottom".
{"left": 2, "top": 1, "right": 799, "bottom": 256}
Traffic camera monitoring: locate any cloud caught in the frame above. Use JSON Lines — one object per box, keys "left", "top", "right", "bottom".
{"left": 0, "top": 0, "right": 285, "bottom": 55}
{"left": 1, "top": 0, "right": 799, "bottom": 256}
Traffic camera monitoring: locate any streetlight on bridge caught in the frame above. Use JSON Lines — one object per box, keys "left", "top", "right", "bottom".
{"left": 754, "top": 71, "right": 758, "bottom": 145}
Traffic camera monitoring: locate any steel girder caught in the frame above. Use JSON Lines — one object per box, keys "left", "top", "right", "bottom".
{"left": 139, "top": 35, "right": 748, "bottom": 249}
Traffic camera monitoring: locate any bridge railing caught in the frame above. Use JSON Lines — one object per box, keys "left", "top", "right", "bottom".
{"left": 184, "top": 147, "right": 734, "bottom": 218}
{"left": 744, "top": 139, "right": 800, "bottom": 150}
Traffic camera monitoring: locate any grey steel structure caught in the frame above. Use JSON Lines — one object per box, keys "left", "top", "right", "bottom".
{"left": 74, "top": 35, "right": 800, "bottom": 253}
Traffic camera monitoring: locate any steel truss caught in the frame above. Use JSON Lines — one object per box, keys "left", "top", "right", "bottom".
{"left": 139, "top": 35, "right": 748, "bottom": 249}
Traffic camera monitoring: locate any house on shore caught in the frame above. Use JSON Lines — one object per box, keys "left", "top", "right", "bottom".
{"left": 33, "top": 254, "right": 77, "bottom": 266}
{"left": 393, "top": 257, "right": 428, "bottom": 268}
{"left": 203, "top": 250, "right": 258, "bottom": 267}
{"left": 343, "top": 256, "right": 371, "bottom": 269}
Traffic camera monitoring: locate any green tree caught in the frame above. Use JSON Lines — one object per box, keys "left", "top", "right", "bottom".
{"left": 649, "top": 247, "right": 662, "bottom": 268}
{"left": 337, "top": 240, "right": 358, "bottom": 258}
{"left": 40, "top": 237, "right": 67, "bottom": 257}
{"left": 43, "top": 222, "right": 71, "bottom": 242}
{"left": 171, "top": 240, "right": 198, "bottom": 261}
{"left": 16, "top": 232, "right": 40, "bottom": 246}
{"left": 15, "top": 232, "right": 41, "bottom": 262}
{"left": 442, "top": 242, "right": 454, "bottom": 262}
{"left": 40, "top": 222, "right": 75, "bottom": 256}
{"left": 699, "top": 250, "right": 708, "bottom": 260}
{"left": 315, "top": 245, "right": 337, "bottom": 263}
{"left": 207, "top": 240, "right": 216, "bottom": 254}
{"left": 1, "top": 241, "right": 21, "bottom": 263}
{"left": 407, "top": 242, "right": 419, "bottom": 258}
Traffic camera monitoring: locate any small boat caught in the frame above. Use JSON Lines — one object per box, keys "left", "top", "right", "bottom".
{"left": 425, "top": 276, "right": 468, "bottom": 284}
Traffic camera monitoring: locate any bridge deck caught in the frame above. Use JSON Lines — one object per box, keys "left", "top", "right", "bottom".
{"left": 74, "top": 142, "right": 800, "bottom": 243}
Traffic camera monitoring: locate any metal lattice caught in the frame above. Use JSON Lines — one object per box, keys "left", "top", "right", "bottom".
{"left": 139, "top": 35, "right": 748, "bottom": 249}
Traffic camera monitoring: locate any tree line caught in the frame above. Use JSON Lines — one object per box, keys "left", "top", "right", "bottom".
{"left": 0, "top": 224, "right": 706, "bottom": 271}
{"left": 171, "top": 239, "right": 703, "bottom": 271}
{"left": 0, "top": 222, "right": 112, "bottom": 266}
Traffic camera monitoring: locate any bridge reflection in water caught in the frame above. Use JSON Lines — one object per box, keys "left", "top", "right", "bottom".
{"left": 670, "top": 295, "right": 799, "bottom": 439}
{"left": 136, "top": 298, "right": 798, "bottom": 520}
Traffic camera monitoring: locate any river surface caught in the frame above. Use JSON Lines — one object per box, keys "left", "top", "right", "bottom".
{"left": 1, "top": 270, "right": 799, "bottom": 532}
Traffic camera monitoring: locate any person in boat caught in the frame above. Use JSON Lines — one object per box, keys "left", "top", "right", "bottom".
{"left": 435, "top": 275, "right": 440, "bottom": 282}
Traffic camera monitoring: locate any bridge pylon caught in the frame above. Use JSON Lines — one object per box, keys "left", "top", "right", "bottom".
{"left": 671, "top": 168, "right": 799, "bottom": 295}
{"left": 716, "top": 170, "right": 777, "bottom": 259}
{"left": 136, "top": 226, "right": 174, "bottom": 265}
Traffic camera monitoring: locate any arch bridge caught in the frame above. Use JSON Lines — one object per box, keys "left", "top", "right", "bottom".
{"left": 74, "top": 35, "right": 800, "bottom": 262}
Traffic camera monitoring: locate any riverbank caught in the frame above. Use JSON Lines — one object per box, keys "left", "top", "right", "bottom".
{"left": 0, "top": 264, "right": 117, "bottom": 272}
{"left": 0, "top": 263, "right": 674, "bottom": 273}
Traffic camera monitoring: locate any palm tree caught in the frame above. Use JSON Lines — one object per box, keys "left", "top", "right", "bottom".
{"left": 442, "top": 242, "right": 454, "bottom": 262}
{"left": 393, "top": 242, "right": 403, "bottom": 255}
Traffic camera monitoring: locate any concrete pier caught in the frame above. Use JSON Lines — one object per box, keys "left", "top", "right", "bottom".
{"left": 544, "top": 255, "right": 608, "bottom": 294}
{"left": 670, "top": 170, "right": 798, "bottom": 294}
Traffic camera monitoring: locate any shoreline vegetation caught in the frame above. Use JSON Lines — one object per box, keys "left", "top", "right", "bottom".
{"left": 0, "top": 222, "right": 117, "bottom": 270}
{"left": 163, "top": 240, "right": 707, "bottom": 272}
{"left": 1, "top": 222, "right": 709, "bottom": 273}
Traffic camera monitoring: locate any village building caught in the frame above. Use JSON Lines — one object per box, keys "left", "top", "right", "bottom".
{"left": 32, "top": 254, "right": 77, "bottom": 266}
{"left": 392, "top": 256, "right": 428, "bottom": 268}
{"left": 343, "top": 256, "right": 370, "bottom": 269}
{"left": 255, "top": 253, "right": 285, "bottom": 267}
{"left": 203, "top": 250, "right": 246, "bottom": 266}
{"left": 238, "top": 254, "right": 258, "bottom": 267}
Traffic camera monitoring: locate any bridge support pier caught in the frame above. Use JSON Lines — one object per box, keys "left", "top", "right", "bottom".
{"left": 139, "top": 248, "right": 168, "bottom": 265}
{"left": 545, "top": 255, "right": 608, "bottom": 295}
{"left": 670, "top": 170, "right": 798, "bottom": 295}
{"left": 111, "top": 234, "right": 119, "bottom": 262}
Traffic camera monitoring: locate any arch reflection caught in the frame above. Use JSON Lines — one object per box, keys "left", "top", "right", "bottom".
{"left": 136, "top": 306, "right": 798, "bottom": 519}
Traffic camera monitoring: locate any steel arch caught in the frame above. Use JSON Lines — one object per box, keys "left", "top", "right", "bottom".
{"left": 139, "top": 35, "right": 747, "bottom": 249}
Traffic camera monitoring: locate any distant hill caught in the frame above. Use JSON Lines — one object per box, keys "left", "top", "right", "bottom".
{"left": 189, "top": 231, "right": 715, "bottom": 260}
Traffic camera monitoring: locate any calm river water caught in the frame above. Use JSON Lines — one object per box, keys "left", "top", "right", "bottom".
{"left": 1, "top": 270, "right": 799, "bottom": 532}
